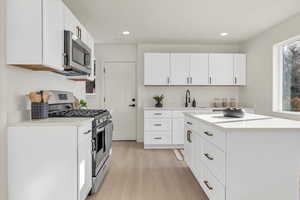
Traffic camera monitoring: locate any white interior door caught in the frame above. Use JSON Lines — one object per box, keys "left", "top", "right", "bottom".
{"left": 104, "top": 62, "right": 136, "bottom": 140}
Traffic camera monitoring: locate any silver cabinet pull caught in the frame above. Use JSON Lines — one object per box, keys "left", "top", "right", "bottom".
{"left": 186, "top": 122, "right": 193, "bottom": 125}
{"left": 83, "top": 130, "right": 92, "bottom": 135}
{"left": 154, "top": 124, "right": 162, "bottom": 127}
{"left": 204, "top": 131, "right": 213, "bottom": 137}
{"left": 204, "top": 153, "right": 214, "bottom": 160}
{"left": 154, "top": 113, "right": 162, "bottom": 116}
{"left": 204, "top": 180, "right": 213, "bottom": 190}
{"left": 187, "top": 130, "right": 192, "bottom": 143}
{"left": 154, "top": 137, "right": 162, "bottom": 140}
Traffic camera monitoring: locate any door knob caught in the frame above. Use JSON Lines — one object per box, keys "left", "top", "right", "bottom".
{"left": 129, "top": 104, "right": 136, "bottom": 107}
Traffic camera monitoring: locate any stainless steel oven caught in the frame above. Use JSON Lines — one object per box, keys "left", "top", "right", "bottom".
{"left": 63, "top": 30, "right": 91, "bottom": 75}
{"left": 91, "top": 118, "right": 113, "bottom": 193}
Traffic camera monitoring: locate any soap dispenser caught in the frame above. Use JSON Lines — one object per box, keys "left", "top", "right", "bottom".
{"left": 192, "top": 98, "right": 197, "bottom": 107}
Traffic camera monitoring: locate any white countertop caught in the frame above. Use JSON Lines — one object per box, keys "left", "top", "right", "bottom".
{"left": 144, "top": 106, "right": 253, "bottom": 111}
{"left": 217, "top": 118, "right": 300, "bottom": 129}
{"left": 185, "top": 113, "right": 300, "bottom": 130}
{"left": 185, "top": 113, "right": 271, "bottom": 123}
{"left": 9, "top": 118, "right": 93, "bottom": 127}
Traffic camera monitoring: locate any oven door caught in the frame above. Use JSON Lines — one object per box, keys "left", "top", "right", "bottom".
{"left": 64, "top": 30, "right": 91, "bottom": 75}
{"left": 93, "top": 126, "right": 106, "bottom": 175}
{"left": 105, "top": 120, "right": 113, "bottom": 154}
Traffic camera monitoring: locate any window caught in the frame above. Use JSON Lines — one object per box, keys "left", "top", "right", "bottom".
{"left": 273, "top": 36, "right": 300, "bottom": 113}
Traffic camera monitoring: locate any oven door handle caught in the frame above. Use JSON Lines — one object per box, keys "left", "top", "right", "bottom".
{"left": 97, "top": 127, "right": 105, "bottom": 132}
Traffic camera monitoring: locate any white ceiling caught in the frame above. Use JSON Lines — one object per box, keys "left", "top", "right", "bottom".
{"left": 64, "top": 0, "right": 300, "bottom": 44}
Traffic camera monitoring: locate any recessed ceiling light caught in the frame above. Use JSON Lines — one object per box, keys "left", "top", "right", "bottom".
{"left": 122, "top": 31, "right": 130, "bottom": 35}
{"left": 220, "top": 32, "right": 229, "bottom": 36}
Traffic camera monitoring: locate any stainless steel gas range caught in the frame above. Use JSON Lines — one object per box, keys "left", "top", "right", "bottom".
{"left": 47, "top": 90, "right": 112, "bottom": 194}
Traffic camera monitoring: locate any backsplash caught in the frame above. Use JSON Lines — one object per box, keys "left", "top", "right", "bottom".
{"left": 142, "top": 86, "right": 240, "bottom": 108}
{"left": 5, "top": 66, "right": 86, "bottom": 123}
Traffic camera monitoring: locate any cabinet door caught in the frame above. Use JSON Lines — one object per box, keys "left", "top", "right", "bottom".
{"left": 170, "top": 54, "right": 190, "bottom": 85}
{"left": 78, "top": 133, "right": 92, "bottom": 200}
{"left": 63, "top": 4, "right": 81, "bottom": 37}
{"left": 144, "top": 53, "right": 170, "bottom": 85}
{"left": 234, "top": 54, "right": 246, "bottom": 85}
{"left": 43, "top": 0, "right": 64, "bottom": 70}
{"left": 63, "top": 4, "right": 74, "bottom": 32}
{"left": 172, "top": 118, "right": 185, "bottom": 145}
{"left": 190, "top": 132, "right": 196, "bottom": 174}
{"left": 184, "top": 126, "right": 192, "bottom": 168}
{"left": 193, "top": 134, "right": 203, "bottom": 182}
{"left": 190, "top": 54, "right": 209, "bottom": 85}
{"left": 209, "top": 54, "right": 234, "bottom": 85}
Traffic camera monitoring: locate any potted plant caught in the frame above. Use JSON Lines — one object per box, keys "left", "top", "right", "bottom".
{"left": 79, "top": 99, "right": 87, "bottom": 109}
{"left": 153, "top": 95, "right": 164, "bottom": 108}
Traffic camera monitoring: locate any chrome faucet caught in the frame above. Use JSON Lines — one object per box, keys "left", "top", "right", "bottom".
{"left": 185, "top": 89, "right": 191, "bottom": 107}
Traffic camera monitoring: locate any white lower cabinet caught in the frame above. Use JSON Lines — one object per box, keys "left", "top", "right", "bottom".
{"left": 144, "top": 133, "right": 172, "bottom": 145}
{"left": 78, "top": 128, "right": 92, "bottom": 200}
{"left": 184, "top": 113, "right": 300, "bottom": 200}
{"left": 185, "top": 116, "right": 226, "bottom": 200}
{"left": 172, "top": 118, "right": 185, "bottom": 145}
{"left": 202, "top": 166, "right": 225, "bottom": 200}
{"left": 144, "top": 108, "right": 230, "bottom": 148}
{"left": 144, "top": 109, "right": 207, "bottom": 148}
{"left": 8, "top": 121, "right": 92, "bottom": 200}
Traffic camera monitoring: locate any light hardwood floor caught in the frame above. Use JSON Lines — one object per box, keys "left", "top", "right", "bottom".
{"left": 89, "top": 141, "right": 208, "bottom": 200}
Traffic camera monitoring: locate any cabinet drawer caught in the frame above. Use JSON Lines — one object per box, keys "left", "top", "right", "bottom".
{"left": 199, "top": 122, "right": 226, "bottom": 151}
{"left": 144, "top": 110, "right": 171, "bottom": 118}
{"left": 144, "top": 133, "right": 171, "bottom": 145}
{"left": 202, "top": 139, "right": 226, "bottom": 185}
{"left": 144, "top": 119, "right": 171, "bottom": 131}
{"left": 201, "top": 166, "right": 225, "bottom": 200}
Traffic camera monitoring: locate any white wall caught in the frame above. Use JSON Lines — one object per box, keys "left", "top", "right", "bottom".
{"left": 239, "top": 13, "right": 300, "bottom": 120}
{"left": 0, "top": 0, "right": 86, "bottom": 198}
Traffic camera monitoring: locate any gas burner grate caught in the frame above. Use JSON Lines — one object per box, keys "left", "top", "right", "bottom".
{"left": 49, "top": 109, "right": 108, "bottom": 118}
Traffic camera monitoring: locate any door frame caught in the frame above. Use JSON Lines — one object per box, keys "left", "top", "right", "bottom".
{"left": 101, "top": 61, "right": 137, "bottom": 141}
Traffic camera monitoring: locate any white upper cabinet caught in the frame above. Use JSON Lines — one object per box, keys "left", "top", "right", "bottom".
{"left": 190, "top": 54, "right": 210, "bottom": 85}
{"left": 43, "top": 0, "right": 64, "bottom": 69}
{"left": 7, "top": 0, "right": 64, "bottom": 71}
{"left": 63, "top": 4, "right": 89, "bottom": 45}
{"left": 144, "top": 53, "right": 170, "bottom": 85}
{"left": 63, "top": 4, "right": 78, "bottom": 34}
{"left": 144, "top": 53, "right": 246, "bottom": 86}
{"left": 209, "top": 54, "right": 234, "bottom": 85}
{"left": 170, "top": 54, "right": 190, "bottom": 85}
{"left": 234, "top": 54, "right": 246, "bottom": 85}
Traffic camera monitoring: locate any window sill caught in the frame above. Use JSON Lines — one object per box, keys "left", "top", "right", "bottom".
{"left": 272, "top": 111, "right": 300, "bottom": 120}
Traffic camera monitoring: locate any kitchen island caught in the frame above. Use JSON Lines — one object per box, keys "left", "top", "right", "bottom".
{"left": 184, "top": 113, "right": 300, "bottom": 200}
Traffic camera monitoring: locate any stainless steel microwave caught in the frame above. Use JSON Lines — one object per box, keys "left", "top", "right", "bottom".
{"left": 63, "top": 30, "right": 91, "bottom": 75}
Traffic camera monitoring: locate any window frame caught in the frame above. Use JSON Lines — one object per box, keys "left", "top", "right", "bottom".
{"left": 273, "top": 35, "right": 300, "bottom": 114}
